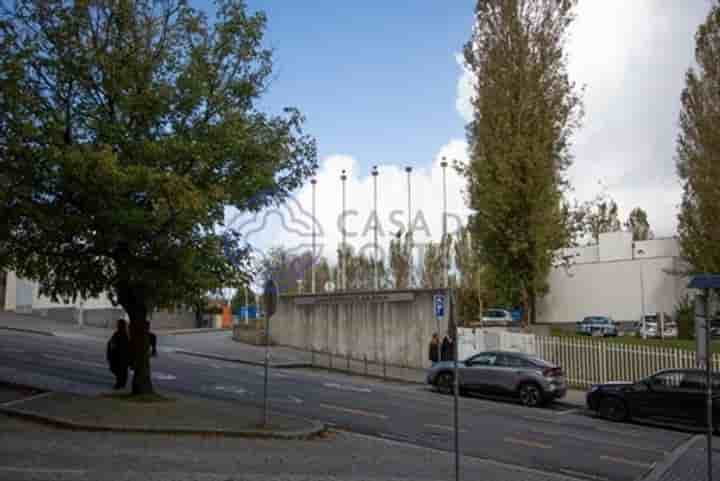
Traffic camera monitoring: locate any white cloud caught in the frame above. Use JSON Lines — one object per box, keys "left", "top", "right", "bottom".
{"left": 455, "top": 1, "right": 708, "bottom": 238}
{"left": 226, "top": 142, "right": 471, "bottom": 270}
{"left": 455, "top": 53, "right": 474, "bottom": 123}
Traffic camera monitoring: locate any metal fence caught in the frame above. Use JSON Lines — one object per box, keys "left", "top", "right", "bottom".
{"left": 535, "top": 336, "right": 720, "bottom": 388}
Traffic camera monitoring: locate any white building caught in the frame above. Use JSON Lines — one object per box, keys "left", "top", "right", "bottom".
{"left": 537, "top": 231, "right": 688, "bottom": 324}
{"left": 1, "top": 271, "right": 197, "bottom": 329}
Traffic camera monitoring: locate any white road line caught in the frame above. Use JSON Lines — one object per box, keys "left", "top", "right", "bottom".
{"left": 554, "top": 408, "right": 580, "bottom": 416}
{"left": 424, "top": 423, "right": 467, "bottom": 433}
{"left": 43, "top": 354, "right": 105, "bottom": 368}
{"left": 1, "top": 391, "right": 54, "bottom": 407}
{"left": 0, "top": 467, "right": 86, "bottom": 474}
{"left": 599, "top": 455, "right": 653, "bottom": 469}
{"left": 594, "top": 426, "right": 646, "bottom": 437}
{"left": 529, "top": 428, "right": 668, "bottom": 455}
{"left": 503, "top": 437, "right": 552, "bottom": 450}
{"left": 212, "top": 385, "right": 247, "bottom": 395}
{"left": 319, "top": 403, "right": 388, "bottom": 420}
{"left": 323, "top": 382, "right": 372, "bottom": 393}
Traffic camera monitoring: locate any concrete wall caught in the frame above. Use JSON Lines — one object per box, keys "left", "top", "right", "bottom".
{"left": 271, "top": 289, "right": 448, "bottom": 369}
{"left": 538, "top": 256, "right": 688, "bottom": 324}
{"left": 599, "top": 231, "right": 634, "bottom": 262}
{"left": 4, "top": 271, "right": 16, "bottom": 311}
{"left": 149, "top": 308, "right": 196, "bottom": 330}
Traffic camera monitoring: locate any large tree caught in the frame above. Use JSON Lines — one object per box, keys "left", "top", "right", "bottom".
{"left": 625, "top": 207, "right": 653, "bottom": 242}
{"left": 581, "top": 192, "right": 622, "bottom": 244}
{"left": 0, "top": 0, "right": 316, "bottom": 394}
{"left": 677, "top": 2, "right": 720, "bottom": 274}
{"left": 462, "top": 0, "right": 582, "bottom": 323}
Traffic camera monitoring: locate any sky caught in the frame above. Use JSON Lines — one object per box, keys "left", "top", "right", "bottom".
{"left": 213, "top": 0, "right": 713, "bottom": 269}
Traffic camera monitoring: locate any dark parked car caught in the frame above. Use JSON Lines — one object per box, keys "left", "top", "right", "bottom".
{"left": 587, "top": 369, "right": 720, "bottom": 430}
{"left": 576, "top": 316, "right": 618, "bottom": 337}
{"left": 426, "top": 351, "right": 567, "bottom": 407}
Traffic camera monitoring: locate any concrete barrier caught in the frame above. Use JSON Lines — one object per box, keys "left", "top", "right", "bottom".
{"left": 270, "top": 289, "right": 449, "bottom": 370}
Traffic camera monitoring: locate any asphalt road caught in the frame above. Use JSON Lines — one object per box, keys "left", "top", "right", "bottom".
{"left": 0, "top": 330, "right": 695, "bottom": 481}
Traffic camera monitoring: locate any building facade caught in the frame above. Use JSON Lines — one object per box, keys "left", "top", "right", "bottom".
{"left": 1, "top": 271, "right": 196, "bottom": 329}
{"left": 537, "top": 232, "right": 688, "bottom": 324}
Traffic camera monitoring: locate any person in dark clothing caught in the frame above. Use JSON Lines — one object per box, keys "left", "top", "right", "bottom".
{"left": 440, "top": 335, "right": 452, "bottom": 362}
{"left": 429, "top": 333, "right": 440, "bottom": 364}
{"left": 107, "top": 319, "right": 130, "bottom": 389}
{"left": 146, "top": 321, "right": 157, "bottom": 357}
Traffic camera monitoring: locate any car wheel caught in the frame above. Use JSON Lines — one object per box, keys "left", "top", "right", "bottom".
{"left": 436, "top": 372, "right": 454, "bottom": 395}
{"left": 599, "top": 397, "right": 628, "bottom": 422}
{"left": 519, "top": 383, "right": 542, "bottom": 407}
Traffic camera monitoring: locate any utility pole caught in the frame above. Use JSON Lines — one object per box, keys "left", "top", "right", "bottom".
{"left": 340, "top": 170, "right": 348, "bottom": 291}
{"left": 311, "top": 175, "right": 317, "bottom": 294}
{"left": 405, "top": 166, "right": 413, "bottom": 288}
{"left": 372, "top": 166, "right": 379, "bottom": 290}
{"left": 441, "top": 157, "right": 449, "bottom": 289}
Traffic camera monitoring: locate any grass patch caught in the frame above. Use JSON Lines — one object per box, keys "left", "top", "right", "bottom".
{"left": 550, "top": 330, "right": 720, "bottom": 353}
{"left": 101, "top": 392, "right": 175, "bottom": 403}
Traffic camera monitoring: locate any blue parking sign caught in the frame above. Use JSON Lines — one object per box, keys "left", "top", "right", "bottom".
{"left": 434, "top": 295, "right": 445, "bottom": 319}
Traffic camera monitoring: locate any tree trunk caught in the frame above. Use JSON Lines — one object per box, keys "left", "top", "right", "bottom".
{"left": 117, "top": 283, "right": 154, "bottom": 396}
{"left": 127, "top": 304, "right": 153, "bottom": 395}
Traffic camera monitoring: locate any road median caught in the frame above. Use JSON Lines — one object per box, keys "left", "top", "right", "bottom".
{"left": 0, "top": 390, "right": 324, "bottom": 440}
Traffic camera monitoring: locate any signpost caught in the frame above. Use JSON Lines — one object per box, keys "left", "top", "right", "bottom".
{"left": 448, "top": 288, "right": 459, "bottom": 481}
{"left": 262, "top": 279, "right": 278, "bottom": 427}
{"left": 434, "top": 294, "right": 445, "bottom": 320}
{"left": 688, "top": 275, "right": 720, "bottom": 481}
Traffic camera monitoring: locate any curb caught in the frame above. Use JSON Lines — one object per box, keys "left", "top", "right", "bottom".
{"left": 158, "top": 328, "right": 232, "bottom": 336}
{"left": 174, "top": 350, "right": 312, "bottom": 369}
{"left": 0, "top": 326, "right": 55, "bottom": 337}
{"left": 640, "top": 435, "right": 701, "bottom": 481}
{"left": 0, "top": 405, "right": 326, "bottom": 440}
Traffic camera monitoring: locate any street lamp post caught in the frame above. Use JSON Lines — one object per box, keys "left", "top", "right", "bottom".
{"left": 341, "top": 170, "right": 348, "bottom": 291}
{"left": 441, "top": 157, "right": 449, "bottom": 289}
{"left": 405, "top": 166, "right": 413, "bottom": 288}
{"left": 311, "top": 176, "right": 317, "bottom": 294}
{"left": 638, "top": 249, "right": 647, "bottom": 339}
{"left": 372, "top": 166, "right": 379, "bottom": 291}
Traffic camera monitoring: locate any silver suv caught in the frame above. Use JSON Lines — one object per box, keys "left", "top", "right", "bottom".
{"left": 426, "top": 351, "right": 567, "bottom": 407}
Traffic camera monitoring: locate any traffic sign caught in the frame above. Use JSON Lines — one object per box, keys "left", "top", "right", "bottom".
{"left": 434, "top": 294, "right": 446, "bottom": 319}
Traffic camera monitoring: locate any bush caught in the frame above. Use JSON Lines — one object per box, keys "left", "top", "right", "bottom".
{"left": 675, "top": 294, "right": 695, "bottom": 340}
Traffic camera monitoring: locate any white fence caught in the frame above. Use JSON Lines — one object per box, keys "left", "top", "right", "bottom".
{"left": 458, "top": 328, "right": 720, "bottom": 388}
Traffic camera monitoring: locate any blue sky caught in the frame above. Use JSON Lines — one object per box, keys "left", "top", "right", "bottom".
{"left": 209, "top": 1, "right": 711, "bottom": 267}
{"left": 235, "top": 1, "right": 474, "bottom": 170}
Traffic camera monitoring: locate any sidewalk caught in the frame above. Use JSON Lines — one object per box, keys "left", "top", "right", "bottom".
{"left": 644, "top": 435, "right": 720, "bottom": 481}
{"left": 0, "top": 386, "right": 324, "bottom": 439}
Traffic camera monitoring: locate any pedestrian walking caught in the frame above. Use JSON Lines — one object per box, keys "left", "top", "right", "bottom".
{"left": 106, "top": 319, "right": 130, "bottom": 389}
{"left": 429, "top": 333, "right": 440, "bottom": 364}
{"left": 441, "top": 334, "right": 452, "bottom": 362}
{"left": 146, "top": 321, "right": 157, "bottom": 357}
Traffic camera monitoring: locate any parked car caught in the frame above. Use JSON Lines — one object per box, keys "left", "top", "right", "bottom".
{"left": 481, "top": 309, "right": 515, "bottom": 326}
{"left": 587, "top": 369, "right": 720, "bottom": 430}
{"left": 576, "top": 316, "right": 618, "bottom": 337}
{"left": 638, "top": 313, "right": 677, "bottom": 338}
{"left": 426, "top": 350, "right": 567, "bottom": 407}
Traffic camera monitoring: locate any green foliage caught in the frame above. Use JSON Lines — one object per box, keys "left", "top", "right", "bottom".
{"left": 675, "top": 294, "right": 695, "bottom": 340}
{"left": 580, "top": 191, "right": 622, "bottom": 244}
{"left": 0, "top": 0, "right": 316, "bottom": 393}
{"left": 389, "top": 231, "right": 412, "bottom": 289}
{"left": 462, "top": 0, "right": 582, "bottom": 323}
{"left": 677, "top": 2, "right": 720, "bottom": 274}
{"left": 625, "top": 207, "right": 653, "bottom": 242}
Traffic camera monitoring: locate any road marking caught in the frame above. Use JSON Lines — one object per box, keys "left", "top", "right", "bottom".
{"left": 320, "top": 403, "right": 387, "bottom": 420}
{"left": 558, "top": 467, "right": 611, "bottom": 481}
{"left": 255, "top": 371, "right": 288, "bottom": 378}
{"left": 213, "top": 385, "right": 247, "bottom": 395}
{"left": 503, "top": 437, "right": 552, "bottom": 450}
{"left": 518, "top": 414, "right": 556, "bottom": 424}
{"left": 42, "top": 354, "right": 177, "bottom": 380}
{"left": 599, "top": 455, "right": 653, "bottom": 469}
{"left": 528, "top": 428, "right": 668, "bottom": 455}
{"left": 594, "top": 426, "right": 646, "bottom": 437}
{"left": 323, "top": 382, "right": 372, "bottom": 393}
{"left": 0, "top": 467, "right": 86, "bottom": 474}
{"left": 424, "top": 423, "right": 467, "bottom": 433}
{"left": 43, "top": 354, "right": 104, "bottom": 368}
{"left": 554, "top": 408, "right": 580, "bottom": 416}
{"left": 1, "top": 391, "right": 54, "bottom": 407}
